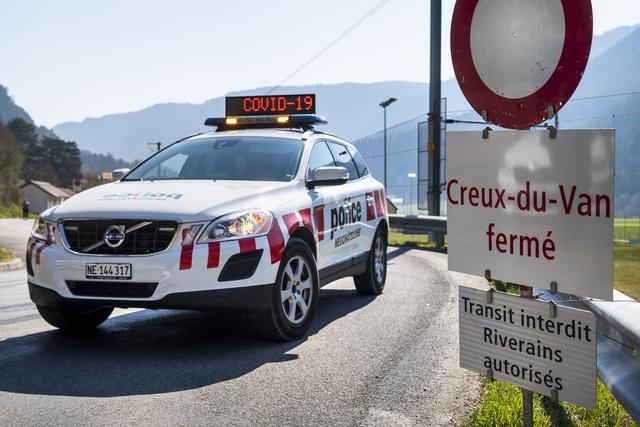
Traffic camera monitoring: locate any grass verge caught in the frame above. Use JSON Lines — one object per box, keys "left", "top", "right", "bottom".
{"left": 464, "top": 380, "right": 636, "bottom": 427}
{"left": 614, "top": 242, "right": 640, "bottom": 300}
{"left": 0, "top": 204, "right": 37, "bottom": 219}
{"left": 388, "top": 229, "right": 447, "bottom": 252}
{"left": 615, "top": 218, "right": 640, "bottom": 241}
{"left": 0, "top": 245, "right": 16, "bottom": 263}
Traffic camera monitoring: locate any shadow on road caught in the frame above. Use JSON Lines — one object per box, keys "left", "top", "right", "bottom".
{"left": 0, "top": 288, "right": 375, "bottom": 397}
{"left": 387, "top": 245, "right": 413, "bottom": 262}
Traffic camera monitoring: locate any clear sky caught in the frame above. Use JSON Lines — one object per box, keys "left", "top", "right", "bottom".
{"left": 1, "top": 0, "right": 639, "bottom": 127}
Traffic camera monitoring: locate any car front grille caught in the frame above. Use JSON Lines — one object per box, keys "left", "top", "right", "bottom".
{"left": 62, "top": 219, "right": 178, "bottom": 255}
{"left": 67, "top": 280, "right": 158, "bottom": 298}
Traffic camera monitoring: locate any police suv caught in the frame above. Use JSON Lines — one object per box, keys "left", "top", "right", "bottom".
{"left": 27, "top": 94, "right": 388, "bottom": 341}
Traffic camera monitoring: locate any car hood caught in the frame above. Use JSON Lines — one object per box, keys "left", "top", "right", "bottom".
{"left": 46, "top": 180, "right": 298, "bottom": 222}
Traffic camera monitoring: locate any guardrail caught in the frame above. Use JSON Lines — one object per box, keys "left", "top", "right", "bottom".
{"left": 388, "top": 214, "right": 639, "bottom": 422}
{"left": 537, "top": 289, "right": 640, "bottom": 422}
{"left": 388, "top": 214, "right": 447, "bottom": 233}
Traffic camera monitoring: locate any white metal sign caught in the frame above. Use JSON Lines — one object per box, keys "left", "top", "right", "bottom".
{"left": 459, "top": 285, "right": 597, "bottom": 407}
{"left": 447, "top": 130, "right": 614, "bottom": 300}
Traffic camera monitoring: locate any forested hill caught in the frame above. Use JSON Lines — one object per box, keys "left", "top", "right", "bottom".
{"left": 0, "top": 86, "right": 132, "bottom": 175}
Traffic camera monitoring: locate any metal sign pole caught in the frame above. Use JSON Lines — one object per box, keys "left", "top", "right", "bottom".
{"left": 520, "top": 284, "right": 534, "bottom": 427}
{"left": 383, "top": 106, "right": 387, "bottom": 190}
{"left": 428, "top": 0, "right": 443, "bottom": 246}
{"left": 522, "top": 389, "right": 534, "bottom": 427}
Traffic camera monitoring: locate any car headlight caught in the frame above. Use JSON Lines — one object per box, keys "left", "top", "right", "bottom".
{"left": 31, "top": 216, "right": 56, "bottom": 242}
{"left": 199, "top": 210, "right": 273, "bottom": 243}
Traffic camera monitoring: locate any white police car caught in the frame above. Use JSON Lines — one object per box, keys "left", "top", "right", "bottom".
{"left": 26, "top": 94, "right": 388, "bottom": 341}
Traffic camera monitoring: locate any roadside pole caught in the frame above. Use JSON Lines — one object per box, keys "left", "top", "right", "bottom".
{"left": 384, "top": 105, "right": 387, "bottom": 190}
{"left": 520, "top": 285, "right": 534, "bottom": 427}
{"left": 427, "top": 0, "right": 443, "bottom": 247}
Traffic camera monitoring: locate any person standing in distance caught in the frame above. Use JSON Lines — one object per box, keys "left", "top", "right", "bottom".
{"left": 22, "top": 199, "right": 30, "bottom": 219}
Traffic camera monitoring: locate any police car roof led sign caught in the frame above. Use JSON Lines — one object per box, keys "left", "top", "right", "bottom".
{"left": 226, "top": 94, "right": 316, "bottom": 117}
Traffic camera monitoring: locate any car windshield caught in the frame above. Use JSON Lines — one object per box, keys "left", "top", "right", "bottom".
{"left": 124, "top": 136, "right": 303, "bottom": 182}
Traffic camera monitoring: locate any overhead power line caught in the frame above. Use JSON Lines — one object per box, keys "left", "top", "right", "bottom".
{"left": 356, "top": 89, "right": 640, "bottom": 143}
{"left": 446, "top": 90, "right": 640, "bottom": 116}
{"left": 571, "top": 90, "right": 640, "bottom": 102}
{"left": 265, "top": 0, "right": 392, "bottom": 95}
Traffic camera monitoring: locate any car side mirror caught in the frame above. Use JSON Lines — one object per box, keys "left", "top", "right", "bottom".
{"left": 307, "top": 166, "right": 349, "bottom": 188}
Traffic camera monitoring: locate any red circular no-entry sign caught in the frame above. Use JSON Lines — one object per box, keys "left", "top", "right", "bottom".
{"left": 451, "top": 0, "right": 593, "bottom": 129}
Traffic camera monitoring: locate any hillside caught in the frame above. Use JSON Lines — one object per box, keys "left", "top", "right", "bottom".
{"left": 589, "top": 25, "right": 638, "bottom": 59}
{"left": 0, "top": 85, "right": 32, "bottom": 125}
{"left": 52, "top": 80, "right": 468, "bottom": 161}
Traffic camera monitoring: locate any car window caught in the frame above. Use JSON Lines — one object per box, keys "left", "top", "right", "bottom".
{"left": 150, "top": 153, "right": 188, "bottom": 178}
{"left": 347, "top": 146, "right": 369, "bottom": 177}
{"left": 124, "top": 136, "right": 303, "bottom": 182}
{"left": 327, "top": 141, "right": 359, "bottom": 181}
{"left": 307, "top": 141, "right": 336, "bottom": 177}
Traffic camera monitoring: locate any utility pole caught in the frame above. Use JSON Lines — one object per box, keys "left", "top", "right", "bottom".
{"left": 428, "top": 0, "right": 443, "bottom": 246}
{"left": 379, "top": 98, "right": 397, "bottom": 190}
{"left": 384, "top": 107, "right": 387, "bottom": 190}
{"left": 147, "top": 142, "right": 162, "bottom": 152}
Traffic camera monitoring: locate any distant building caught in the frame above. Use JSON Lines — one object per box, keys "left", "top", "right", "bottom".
{"left": 58, "top": 187, "right": 77, "bottom": 198}
{"left": 386, "top": 198, "right": 398, "bottom": 215}
{"left": 98, "top": 171, "right": 113, "bottom": 182}
{"left": 20, "top": 180, "right": 73, "bottom": 214}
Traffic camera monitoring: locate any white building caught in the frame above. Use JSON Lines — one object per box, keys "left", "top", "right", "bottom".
{"left": 20, "top": 181, "right": 74, "bottom": 214}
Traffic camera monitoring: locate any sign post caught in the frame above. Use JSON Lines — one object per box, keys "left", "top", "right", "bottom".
{"left": 520, "top": 285, "right": 534, "bottom": 427}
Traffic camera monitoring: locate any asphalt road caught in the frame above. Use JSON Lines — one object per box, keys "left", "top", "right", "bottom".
{"left": 0, "top": 223, "right": 483, "bottom": 426}
{"left": 0, "top": 219, "right": 33, "bottom": 261}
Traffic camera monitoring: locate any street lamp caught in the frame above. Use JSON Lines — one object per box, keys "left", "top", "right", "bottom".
{"left": 408, "top": 172, "right": 416, "bottom": 215}
{"left": 379, "top": 97, "right": 397, "bottom": 190}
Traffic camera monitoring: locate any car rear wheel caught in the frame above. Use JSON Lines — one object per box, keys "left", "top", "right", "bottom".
{"left": 354, "top": 226, "right": 387, "bottom": 295}
{"left": 251, "top": 238, "right": 319, "bottom": 341}
{"left": 36, "top": 305, "right": 114, "bottom": 332}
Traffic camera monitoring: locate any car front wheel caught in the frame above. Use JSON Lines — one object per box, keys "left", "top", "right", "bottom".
{"left": 251, "top": 238, "right": 319, "bottom": 341}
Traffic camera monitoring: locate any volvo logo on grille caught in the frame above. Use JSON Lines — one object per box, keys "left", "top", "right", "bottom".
{"left": 103, "top": 225, "right": 126, "bottom": 248}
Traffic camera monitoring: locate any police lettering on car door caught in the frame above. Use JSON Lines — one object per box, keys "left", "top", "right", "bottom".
{"left": 330, "top": 197, "right": 362, "bottom": 247}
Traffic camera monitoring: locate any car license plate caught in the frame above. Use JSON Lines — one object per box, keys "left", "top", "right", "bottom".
{"left": 86, "top": 263, "right": 132, "bottom": 280}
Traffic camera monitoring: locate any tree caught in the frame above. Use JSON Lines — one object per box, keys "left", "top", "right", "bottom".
{"left": 40, "top": 137, "right": 82, "bottom": 187}
{"left": 7, "top": 118, "right": 82, "bottom": 187}
{"left": 0, "top": 124, "right": 23, "bottom": 205}
{"left": 7, "top": 118, "right": 43, "bottom": 182}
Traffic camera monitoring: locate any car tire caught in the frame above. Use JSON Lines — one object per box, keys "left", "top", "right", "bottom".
{"left": 251, "top": 238, "right": 319, "bottom": 341}
{"left": 354, "top": 226, "right": 387, "bottom": 295}
{"left": 36, "top": 305, "right": 114, "bottom": 332}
